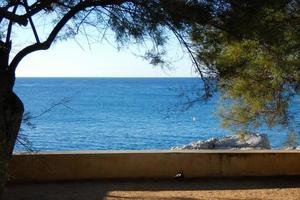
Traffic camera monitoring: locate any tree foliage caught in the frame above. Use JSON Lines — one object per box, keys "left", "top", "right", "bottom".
{"left": 0, "top": 0, "right": 210, "bottom": 72}
{"left": 0, "top": 0, "right": 210, "bottom": 196}
{"left": 191, "top": 0, "right": 300, "bottom": 134}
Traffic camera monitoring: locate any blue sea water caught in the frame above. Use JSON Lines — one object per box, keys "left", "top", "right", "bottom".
{"left": 13, "top": 78, "right": 300, "bottom": 151}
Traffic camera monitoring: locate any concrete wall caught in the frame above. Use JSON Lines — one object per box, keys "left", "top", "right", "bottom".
{"left": 9, "top": 150, "right": 300, "bottom": 182}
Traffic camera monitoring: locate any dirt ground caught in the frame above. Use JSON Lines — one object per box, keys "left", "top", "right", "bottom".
{"left": 3, "top": 177, "right": 300, "bottom": 200}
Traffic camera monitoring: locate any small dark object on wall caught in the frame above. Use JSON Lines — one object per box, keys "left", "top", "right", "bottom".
{"left": 175, "top": 172, "right": 184, "bottom": 179}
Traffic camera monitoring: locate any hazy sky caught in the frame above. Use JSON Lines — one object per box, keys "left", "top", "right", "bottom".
{"left": 15, "top": 35, "right": 196, "bottom": 77}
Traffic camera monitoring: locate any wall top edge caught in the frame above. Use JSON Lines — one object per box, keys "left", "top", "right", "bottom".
{"left": 13, "top": 149, "right": 300, "bottom": 155}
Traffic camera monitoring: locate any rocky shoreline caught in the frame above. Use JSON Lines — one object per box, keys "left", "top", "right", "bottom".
{"left": 171, "top": 134, "right": 272, "bottom": 150}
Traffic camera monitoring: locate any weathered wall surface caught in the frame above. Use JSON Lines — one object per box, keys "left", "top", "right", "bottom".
{"left": 9, "top": 150, "right": 300, "bottom": 182}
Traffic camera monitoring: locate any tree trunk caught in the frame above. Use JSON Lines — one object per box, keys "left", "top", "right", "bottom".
{"left": 0, "top": 93, "right": 24, "bottom": 194}
{"left": 0, "top": 42, "right": 24, "bottom": 199}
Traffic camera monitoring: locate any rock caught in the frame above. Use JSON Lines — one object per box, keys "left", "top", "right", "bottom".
{"left": 284, "top": 147, "right": 297, "bottom": 150}
{"left": 172, "top": 134, "right": 271, "bottom": 150}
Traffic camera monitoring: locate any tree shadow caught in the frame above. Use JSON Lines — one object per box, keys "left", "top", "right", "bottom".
{"left": 3, "top": 176, "right": 300, "bottom": 200}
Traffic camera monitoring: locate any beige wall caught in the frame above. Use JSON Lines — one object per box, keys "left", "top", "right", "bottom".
{"left": 9, "top": 150, "right": 300, "bottom": 182}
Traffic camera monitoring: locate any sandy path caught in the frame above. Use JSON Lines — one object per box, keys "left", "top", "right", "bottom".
{"left": 3, "top": 177, "right": 300, "bottom": 200}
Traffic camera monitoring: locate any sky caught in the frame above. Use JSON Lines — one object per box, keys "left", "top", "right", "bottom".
{"left": 14, "top": 34, "right": 197, "bottom": 78}
{"left": 9, "top": 3, "right": 197, "bottom": 78}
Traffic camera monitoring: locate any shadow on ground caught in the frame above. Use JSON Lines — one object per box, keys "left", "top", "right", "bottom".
{"left": 3, "top": 176, "right": 300, "bottom": 200}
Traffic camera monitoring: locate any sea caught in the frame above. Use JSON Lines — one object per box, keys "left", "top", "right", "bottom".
{"left": 13, "top": 78, "right": 300, "bottom": 151}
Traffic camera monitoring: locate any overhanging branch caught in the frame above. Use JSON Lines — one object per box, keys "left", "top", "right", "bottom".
{"left": 24, "top": 0, "right": 40, "bottom": 43}
{"left": 9, "top": 0, "right": 129, "bottom": 72}
{"left": 6, "top": 4, "right": 19, "bottom": 44}
{"left": 0, "top": 7, "right": 28, "bottom": 26}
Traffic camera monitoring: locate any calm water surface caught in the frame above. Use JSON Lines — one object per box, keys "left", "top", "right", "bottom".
{"left": 14, "top": 78, "right": 300, "bottom": 151}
